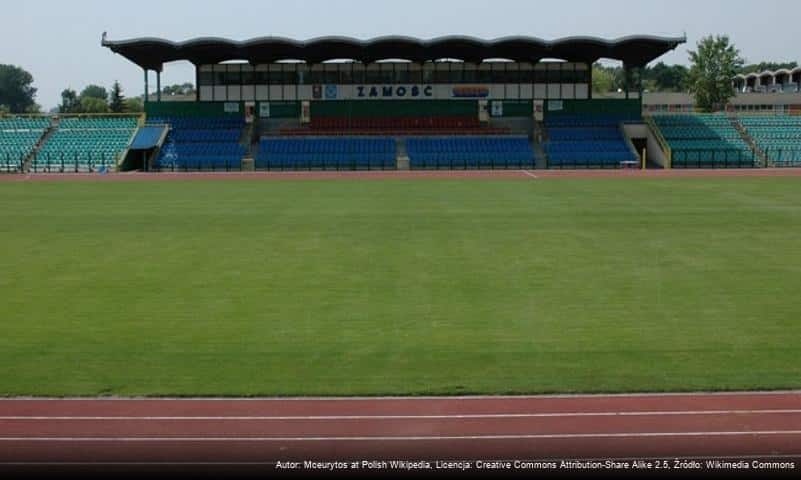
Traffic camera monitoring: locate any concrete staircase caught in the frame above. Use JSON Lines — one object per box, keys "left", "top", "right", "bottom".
{"left": 395, "top": 137, "right": 410, "bottom": 170}
{"left": 24, "top": 119, "right": 58, "bottom": 173}
{"left": 730, "top": 115, "right": 768, "bottom": 167}
{"left": 532, "top": 121, "right": 548, "bottom": 169}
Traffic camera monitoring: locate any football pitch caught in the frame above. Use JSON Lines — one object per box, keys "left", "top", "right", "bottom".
{"left": 1, "top": 176, "right": 800, "bottom": 396}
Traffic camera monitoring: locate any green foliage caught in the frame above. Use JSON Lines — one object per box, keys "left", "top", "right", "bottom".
{"left": 123, "top": 97, "right": 143, "bottom": 113}
{"left": 687, "top": 35, "right": 744, "bottom": 112}
{"left": 592, "top": 66, "right": 619, "bottom": 93}
{"left": 59, "top": 89, "right": 80, "bottom": 114}
{"left": 78, "top": 96, "right": 110, "bottom": 114}
{"left": 646, "top": 62, "right": 689, "bottom": 92}
{"left": 0, "top": 64, "right": 37, "bottom": 113}
{"left": 162, "top": 82, "right": 196, "bottom": 97}
{"left": 109, "top": 81, "right": 125, "bottom": 113}
{"left": 79, "top": 84, "right": 108, "bottom": 102}
{"left": 1, "top": 179, "right": 801, "bottom": 396}
{"left": 740, "top": 62, "right": 799, "bottom": 75}
{"left": 594, "top": 62, "right": 688, "bottom": 94}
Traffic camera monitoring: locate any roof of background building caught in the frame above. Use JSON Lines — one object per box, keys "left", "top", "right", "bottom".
{"left": 736, "top": 67, "right": 801, "bottom": 80}
{"left": 102, "top": 34, "right": 686, "bottom": 71}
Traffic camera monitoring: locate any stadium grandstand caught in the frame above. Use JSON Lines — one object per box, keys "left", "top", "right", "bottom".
{"left": 98, "top": 33, "right": 689, "bottom": 171}
{"left": 5, "top": 32, "right": 801, "bottom": 173}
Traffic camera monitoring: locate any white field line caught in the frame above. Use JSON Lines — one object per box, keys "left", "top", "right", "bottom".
{"left": 2, "top": 409, "right": 801, "bottom": 421}
{"left": 522, "top": 170, "right": 539, "bottom": 179}
{"left": 3, "top": 390, "right": 801, "bottom": 401}
{"left": 2, "top": 431, "right": 801, "bottom": 442}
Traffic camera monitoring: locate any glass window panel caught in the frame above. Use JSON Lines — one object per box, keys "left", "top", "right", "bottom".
{"left": 198, "top": 71, "right": 214, "bottom": 86}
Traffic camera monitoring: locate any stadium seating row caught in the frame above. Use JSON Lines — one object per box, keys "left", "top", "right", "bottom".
{"left": 0, "top": 117, "right": 50, "bottom": 171}
{"left": 407, "top": 137, "right": 534, "bottom": 170}
{"left": 257, "top": 137, "right": 396, "bottom": 170}
{"left": 29, "top": 117, "right": 137, "bottom": 172}
{"left": 58, "top": 117, "right": 138, "bottom": 130}
{"left": 653, "top": 114, "right": 755, "bottom": 168}
{"left": 149, "top": 117, "right": 245, "bottom": 129}
{"left": 170, "top": 129, "right": 241, "bottom": 143}
{"left": 151, "top": 116, "right": 246, "bottom": 171}
{"left": 544, "top": 116, "right": 637, "bottom": 169}
{"left": 739, "top": 115, "right": 801, "bottom": 167}
{"left": 0, "top": 117, "right": 51, "bottom": 131}
{"left": 263, "top": 138, "right": 395, "bottom": 155}
{"left": 544, "top": 114, "right": 640, "bottom": 128}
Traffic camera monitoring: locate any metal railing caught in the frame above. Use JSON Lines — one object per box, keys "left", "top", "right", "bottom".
{"left": 0, "top": 153, "right": 24, "bottom": 172}
{"left": 30, "top": 152, "right": 121, "bottom": 173}
{"left": 763, "top": 147, "right": 801, "bottom": 167}
{"left": 670, "top": 149, "right": 757, "bottom": 169}
{"left": 153, "top": 159, "right": 244, "bottom": 173}
{"left": 254, "top": 156, "right": 399, "bottom": 172}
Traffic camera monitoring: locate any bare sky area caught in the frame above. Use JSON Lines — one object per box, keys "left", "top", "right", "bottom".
{"left": 2, "top": 0, "right": 798, "bottom": 109}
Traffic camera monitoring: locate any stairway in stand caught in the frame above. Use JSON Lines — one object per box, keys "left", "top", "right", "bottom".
{"left": 396, "top": 137, "right": 409, "bottom": 170}
{"left": 730, "top": 115, "right": 768, "bottom": 167}
{"left": 24, "top": 119, "right": 57, "bottom": 173}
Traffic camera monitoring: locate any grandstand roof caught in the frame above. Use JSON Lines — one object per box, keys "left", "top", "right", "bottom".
{"left": 102, "top": 33, "right": 686, "bottom": 71}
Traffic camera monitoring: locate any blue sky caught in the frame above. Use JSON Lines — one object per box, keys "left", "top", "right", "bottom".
{"left": 3, "top": 0, "right": 798, "bottom": 109}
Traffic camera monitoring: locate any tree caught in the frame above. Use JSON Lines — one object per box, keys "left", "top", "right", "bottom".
{"left": 0, "top": 64, "right": 37, "bottom": 113}
{"left": 79, "top": 84, "right": 108, "bottom": 102}
{"left": 59, "top": 88, "right": 80, "bottom": 114}
{"left": 162, "top": 82, "right": 196, "bottom": 97}
{"left": 79, "top": 96, "right": 110, "bottom": 114}
{"left": 109, "top": 81, "right": 125, "bottom": 113}
{"left": 646, "top": 62, "right": 688, "bottom": 92}
{"left": 592, "top": 66, "right": 618, "bottom": 94}
{"left": 25, "top": 103, "right": 42, "bottom": 114}
{"left": 687, "top": 35, "right": 744, "bottom": 112}
{"left": 123, "top": 97, "right": 143, "bottom": 113}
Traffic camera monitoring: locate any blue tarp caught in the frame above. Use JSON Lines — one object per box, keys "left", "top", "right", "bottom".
{"left": 130, "top": 126, "right": 167, "bottom": 150}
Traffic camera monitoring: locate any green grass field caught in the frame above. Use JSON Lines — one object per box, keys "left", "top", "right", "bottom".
{"left": 1, "top": 177, "right": 801, "bottom": 396}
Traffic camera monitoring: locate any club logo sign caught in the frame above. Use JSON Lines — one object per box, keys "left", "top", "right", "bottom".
{"left": 452, "top": 86, "right": 489, "bottom": 98}
{"left": 325, "top": 85, "right": 338, "bottom": 100}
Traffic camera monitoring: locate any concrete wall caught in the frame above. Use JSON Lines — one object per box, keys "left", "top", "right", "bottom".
{"left": 622, "top": 123, "right": 648, "bottom": 160}
{"left": 645, "top": 127, "right": 669, "bottom": 168}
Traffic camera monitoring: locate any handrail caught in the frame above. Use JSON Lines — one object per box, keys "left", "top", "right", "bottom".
{"left": 644, "top": 114, "right": 672, "bottom": 167}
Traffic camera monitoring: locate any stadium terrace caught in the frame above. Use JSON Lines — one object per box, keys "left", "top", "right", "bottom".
{"left": 4, "top": 32, "right": 801, "bottom": 173}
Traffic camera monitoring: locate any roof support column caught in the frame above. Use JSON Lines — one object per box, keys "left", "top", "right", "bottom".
{"left": 637, "top": 65, "right": 644, "bottom": 115}
{"left": 588, "top": 63, "right": 593, "bottom": 99}
{"left": 144, "top": 69, "right": 149, "bottom": 104}
{"left": 195, "top": 64, "right": 200, "bottom": 101}
{"left": 157, "top": 71, "right": 162, "bottom": 102}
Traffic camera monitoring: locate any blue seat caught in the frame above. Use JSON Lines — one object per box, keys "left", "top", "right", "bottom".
{"left": 152, "top": 117, "right": 246, "bottom": 171}
{"left": 406, "top": 136, "right": 533, "bottom": 170}
{"left": 257, "top": 137, "right": 397, "bottom": 171}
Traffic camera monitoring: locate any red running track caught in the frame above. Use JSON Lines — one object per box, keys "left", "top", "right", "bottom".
{"left": 1, "top": 392, "right": 801, "bottom": 466}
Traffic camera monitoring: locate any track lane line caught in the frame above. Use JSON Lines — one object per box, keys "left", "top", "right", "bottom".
{"left": 2, "top": 409, "right": 801, "bottom": 420}
{"left": 3, "top": 431, "right": 801, "bottom": 442}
